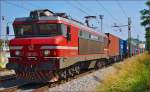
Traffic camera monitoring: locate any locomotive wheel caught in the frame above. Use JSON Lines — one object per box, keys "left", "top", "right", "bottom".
{"left": 59, "top": 70, "right": 67, "bottom": 79}
{"left": 74, "top": 66, "right": 80, "bottom": 74}
{"left": 68, "top": 68, "right": 74, "bottom": 77}
{"left": 95, "top": 61, "right": 103, "bottom": 69}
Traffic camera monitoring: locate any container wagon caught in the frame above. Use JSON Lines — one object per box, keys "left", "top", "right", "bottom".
{"left": 119, "top": 39, "right": 127, "bottom": 60}
{"left": 105, "top": 33, "right": 120, "bottom": 62}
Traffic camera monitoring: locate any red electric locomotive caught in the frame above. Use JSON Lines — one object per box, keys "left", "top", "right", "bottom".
{"left": 6, "top": 9, "right": 109, "bottom": 83}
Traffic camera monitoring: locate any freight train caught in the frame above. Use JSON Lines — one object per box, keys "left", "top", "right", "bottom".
{"left": 6, "top": 9, "right": 143, "bottom": 83}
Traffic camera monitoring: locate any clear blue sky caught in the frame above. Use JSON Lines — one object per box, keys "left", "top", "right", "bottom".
{"left": 0, "top": 0, "right": 147, "bottom": 41}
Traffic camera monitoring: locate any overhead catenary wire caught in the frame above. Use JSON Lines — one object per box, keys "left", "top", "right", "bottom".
{"left": 76, "top": 1, "right": 101, "bottom": 24}
{"left": 2, "top": 1, "right": 31, "bottom": 39}
{"left": 75, "top": 1, "right": 121, "bottom": 28}
{"left": 76, "top": 1, "right": 98, "bottom": 15}
{"left": 66, "top": 1, "right": 90, "bottom": 16}
{"left": 115, "top": 0, "right": 138, "bottom": 37}
{"left": 115, "top": 0, "right": 137, "bottom": 35}
{"left": 25, "top": 1, "right": 43, "bottom": 9}
{"left": 96, "top": 0, "right": 122, "bottom": 25}
{"left": 75, "top": 1, "right": 102, "bottom": 27}
{"left": 116, "top": 0, "right": 128, "bottom": 18}
{"left": 3, "top": 1, "right": 114, "bottom": 30}
{"left": 4, "top": 1, "right": 31, "bottom": 11}
{"left": 67, "top": 2, "right": 99, "bottom": 27}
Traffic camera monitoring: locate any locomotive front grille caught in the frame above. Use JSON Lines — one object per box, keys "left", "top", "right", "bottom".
{"left": 16, "top": 71, "right": 53, "bottom": 83}
{"left": 26, "top": 52, "right": 38, "bottom": 57}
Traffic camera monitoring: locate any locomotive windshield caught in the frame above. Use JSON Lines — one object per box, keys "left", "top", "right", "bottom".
{"left": 38, "top": 24, "right": 60, "bottom": 36}
{"left": 14, "top": 24, "right": 33, "bottom": 37}
{"left": 14, "top": 23, "right": 62, "bottom": 38}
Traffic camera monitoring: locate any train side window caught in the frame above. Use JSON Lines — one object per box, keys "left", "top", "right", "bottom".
{"left": 98, "top": 36, "right": 104, "bottom": 42}
{"left": 82, "top": 31, "right": 86, "bottom": 39}
{"left": 98, "top": 36, "right": 100, "bottom": 40}
{"left": 89, "top": 34, "right": 91, "bottom": 39}
{"left": 82, "top": 32, "right": 89, "bottom": 39}
{"left": 91, "top": 35, "right": 99, "bottom": 40}
{"left": 79, "top": 30, "right": 83, "bottom": 37}
{"left": 61, "top": 24, "right": 67, "bottom": 37}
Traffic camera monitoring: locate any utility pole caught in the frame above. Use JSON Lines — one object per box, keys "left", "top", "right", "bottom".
{"left": 99, "top": 15, "right": 104, "bottom": 32}
{"left": 128, "top": 17, "right": 131, "bottom": 57}
{"left": 137, "top": 34, "right": 139, "bottom": 54}
{"left": 112, "top": 17, "right": 132, "bottom": 57}
{"left": 2, "top": 16, "right": 6, "bottom": 51}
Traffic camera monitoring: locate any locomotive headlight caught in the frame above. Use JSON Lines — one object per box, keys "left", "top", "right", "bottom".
{"left": 15, "top": 50, "right": 21, "bottom": 56}
{"left": 44, "top": 50, "right": 50, "bottom": 56}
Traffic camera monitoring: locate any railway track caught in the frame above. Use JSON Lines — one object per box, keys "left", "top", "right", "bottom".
{"left": 0, "top": 69, "right": 95, "bottom": 92}
{"left": 0, "top": 69, "right": 94, "bottom": 92}
{"left": 0, "top": 82, "right": 30, "bottom": 92}
{"left": 0, "top": 74, "right": 27, "bottom": 92}
{"left": 0, "top": 80, "right": 28, "bottom": 92}
{"left": 0, "top": 61, "right": 117, "bottom": 92}
{"left": 0, "top": 86, "right": 18, "bottom": 92}
{"left": 0, "top": 74, "right": 16, "bottom": 82}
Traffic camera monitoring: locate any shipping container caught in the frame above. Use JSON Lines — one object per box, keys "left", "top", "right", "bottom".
{"left": 105, "top": 33, "right": 120, "bottom": 57}
{"left": 119, "top": 39, "right": 127, "bottom": 58}
{"left": 123, "top": 40, "right": 127, "bottom": 57}
{"left": 119, "top": 39, "right": 124, "bottom": 56}
{"left": 130, "top": 44, "right": 138, "bottom": 56}
{"left": 138, "top": 43, "right": 145, "bottom": 53}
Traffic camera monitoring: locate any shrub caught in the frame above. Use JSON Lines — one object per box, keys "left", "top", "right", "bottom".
{"left": 96, "top": 53, "right": 150, "bottom": 92}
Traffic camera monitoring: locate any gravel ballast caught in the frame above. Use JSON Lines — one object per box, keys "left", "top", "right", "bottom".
{"left": 49, "top": 66, "right": 117, "bottom": 92}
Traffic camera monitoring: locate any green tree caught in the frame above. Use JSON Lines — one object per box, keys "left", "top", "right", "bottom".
{"left": 140, "top": 1, "right": 150, "bottom": 53}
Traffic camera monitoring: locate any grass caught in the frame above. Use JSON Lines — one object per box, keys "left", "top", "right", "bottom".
{"left": 96, "top": 53, "right": 150, "bottom": 92}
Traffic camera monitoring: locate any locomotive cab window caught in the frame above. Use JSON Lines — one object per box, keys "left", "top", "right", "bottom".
{"left": 14, "top": 24, "right": 33, "bottom": 37}
{"left": 38, "top": 24, "right": 61, "bottom": 37}
{"left": 14, "top": 23, "right": 63, "bottom": 37}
